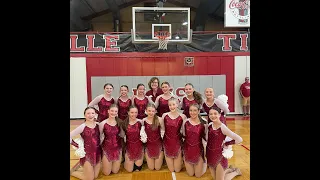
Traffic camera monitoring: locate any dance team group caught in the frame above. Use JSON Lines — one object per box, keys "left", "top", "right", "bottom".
{"left": 70, "top": 77, "right": 243, "bottom": 180}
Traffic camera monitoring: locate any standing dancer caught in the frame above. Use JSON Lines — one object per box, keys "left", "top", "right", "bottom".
{"left": 202, "top": 88, "right": 229, "bottom": 125}
{"left": 117, "top": 85, "right": 132, "bottom": 122}
{"left": 180, "top": 83, "right": 203, "bottom": 118}
{"left": 202, "top": 87, "right": 215, "bottom": 118}
{"left": 154, "top": 81, "right": 175, "bottom": 117}
{"left": 132, "top": 83, "right": 153, "bottom": 119}
{"left": 88, "top": 83, "right": 115, "bottom": 122}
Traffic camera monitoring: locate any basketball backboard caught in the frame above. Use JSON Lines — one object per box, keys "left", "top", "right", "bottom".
{"left": 131, "top": 7, "right": 192, "bottom": 44}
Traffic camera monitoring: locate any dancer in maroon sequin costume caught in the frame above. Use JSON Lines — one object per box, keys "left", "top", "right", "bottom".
{"left": 132, "top": 84, "right": 153, "bottom": 119}
{"left": 161, "top": 97, "right": 186, "bottom": 172}
{"left": 182, "top": 104, "right": 208, "bottom": 178}
{"left": 70, "top": 107, "right": 101, "bottom": 180}
{"left": 154, "top": 82, "right": 175, "bottom": 117}
{"left": 122, "top": 105, "right": 144, "bottom": 172}
{"left": 117, "top": 85, "right": 132, "bottom": 162}
{"left": 180, "top": 83, "right": 203, "bottom": 118}
{"left": 117, "top": 85, "right": 132, "bottom": 121}
{"left": 202, "top": 88, "right": 227, "bottom": 125}
{"left": 143, "top": 103, "right": 164, "bottom": 170}
{"left": 206, "top": 107, "right": 242, "bottom": 180}
{"left": 99, "top": 104, "right": 123, "bottom": 176}
{"left": 88, "top": 83, "right": 115, "bottom": 122}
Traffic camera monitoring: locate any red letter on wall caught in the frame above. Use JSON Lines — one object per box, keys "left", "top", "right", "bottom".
{"left": 217, "top": 34, "right": 237, "bottom": 51}
{"left": 175, "top": 88, "right": 185, "bottom": 97}
{"left": 86, "top": 35, "right": 103, "bottom": 52}
{"left": 240, "top": 34, "right": 248, "bottom": 51}
{"left": 103, "top": 35, "right": 120, "bottom": 52}
{"left": 70, "top": 35, "right": 85, "bottom": 52}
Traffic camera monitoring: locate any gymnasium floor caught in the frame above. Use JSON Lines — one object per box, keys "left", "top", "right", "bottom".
{"left": 70, "top": 116, "right": 250, "bottom": 180}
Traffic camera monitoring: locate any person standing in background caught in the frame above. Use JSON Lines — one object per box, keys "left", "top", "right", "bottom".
{"left": 146, "top": 77, "right": 163, "bottom": 103}
{"left": 239, "top": 77, "right": 250, "bottom": 116}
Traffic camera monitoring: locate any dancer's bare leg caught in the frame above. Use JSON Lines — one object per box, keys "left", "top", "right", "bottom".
{"left": 154, "top": 151, "right": 164, "bottom": 170}
{"left": 194, "top": 157, "right": 205, "bottom": 178}
{"left": 173, "top": 151, "right": 182, "bottom": 172}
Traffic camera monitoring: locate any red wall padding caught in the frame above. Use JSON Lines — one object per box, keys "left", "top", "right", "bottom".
{"left": 71, "top": 52, "right": 250, "bottom": 112}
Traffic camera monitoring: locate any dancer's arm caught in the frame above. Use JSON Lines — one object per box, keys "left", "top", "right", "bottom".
{"left": 160, "top": 113, "right": 167, "bottom": 132}
{"left": 181, "top": 118, "right": 188, "bottom": 137}
{"left": 131, "top": 96, "right": 136, "bottom": 106}
{"left": 113, "top": 97, "right": 117, "bottom": 105}
{"left": 178, "top": 97, "right": 184, "bottom": 110}
{"left": 147, "top": 96, "right": 154, "bottom": 105}
{"left": 88, "top": 95, "right": 103, "bottom": 107}
{"left": 154, "top": 95, "right": 162, "bottom": 108}
{"left": 158, "top": 116, "right": 164, "bottom": 131}
{"left": 180, "top": 114, "right": 187, "bottom": 137}
{"left": 221, "top": 124, "right": 243, "bottom": 146}
{"left": 70, "top": 123, "right": 86, "bottom": 148}
{"left": 138, "top": 119, "right": 144, "bottom": 126}
{"left": 99, "top": 120, "right": 107, "bottom": 144}
{"left": 203, "top": 123, "right": 208, "bottom": 142}
{"left": 160, "top": 114, "right": 166, "bottom": 138}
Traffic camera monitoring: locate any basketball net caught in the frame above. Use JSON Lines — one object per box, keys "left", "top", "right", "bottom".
{"left": 155, "top": 31, "right": 170, "bottom": 50}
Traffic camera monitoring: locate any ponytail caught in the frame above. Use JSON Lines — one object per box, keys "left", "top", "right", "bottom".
{"left": 193, "top": 91, "right": 203, "bottom": 105}
{"left": 198, "top": 114, "right": 207, "bottom": 125}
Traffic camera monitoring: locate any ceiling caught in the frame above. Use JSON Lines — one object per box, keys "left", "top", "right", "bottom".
{"left": 70, "top": 0, "right": 225, "bottom": 31}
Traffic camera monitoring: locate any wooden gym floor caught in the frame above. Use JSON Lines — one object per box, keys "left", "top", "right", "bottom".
{"left": 70, "top": 116, "right": 250, "bottom": 180}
